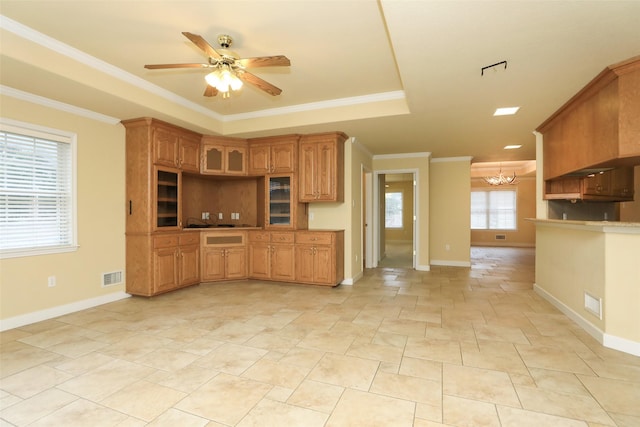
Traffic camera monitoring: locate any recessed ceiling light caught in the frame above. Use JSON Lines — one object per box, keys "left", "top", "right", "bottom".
{"left": 504, "top": 145, "right": 522, "bottom": 150}
{"left": 494, "top": 107, "right": 520, "bottom": 116}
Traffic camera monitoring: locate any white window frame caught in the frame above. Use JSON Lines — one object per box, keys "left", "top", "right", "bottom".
{"left": 385, "top": 190, "right": 404, "bottom": 229}
{"left": 471, "top": 189, "right": 517, "bottom": 231}
{"left": 0, "top": 118, "right": 78, "bottom": 259}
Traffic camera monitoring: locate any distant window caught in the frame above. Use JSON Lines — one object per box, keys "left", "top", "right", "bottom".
{"left": 0, "top": 119, "right": 77, "bottom": 258}
{"left": 471, "top": 190, "right": 516, "bottom": 230}
{"left": 385, "top": 191, "right": 403, "bottom": 228}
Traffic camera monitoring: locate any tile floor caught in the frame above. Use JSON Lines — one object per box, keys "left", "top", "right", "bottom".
{"left": 1, "top": 247, "right": 639, "bottom": 426}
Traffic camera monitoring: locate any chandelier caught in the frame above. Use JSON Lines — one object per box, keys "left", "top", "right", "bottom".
{"left": 483, "top": 168, "right": 518, "bottom": 186}
{"left": 204, "top": 64, "right": 243, "bottom": 99}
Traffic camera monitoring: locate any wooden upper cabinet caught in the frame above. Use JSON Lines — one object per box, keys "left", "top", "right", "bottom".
{"left": 122, "top": 118, "right": 201, "bottom": 234}
{"left": 178, "top": 134, "right": 201, "bottom": 172}
{"left": 610, "top": 167, "right": 635, "bottom": 199}
{"left": 544, "top": 166, "right": 634, "bottom": 201}
{"left": 299, "top": 132, "right": 347, "bottom": 202}
{"left": 582, "top": 172, "right": 611, "bottom": 196}
{"left": 248, "top": 135, "right": 299, "bottom": 175}
{"left": 201, "top": 136, "right": 247, "bottom": 175}
{"left": 538, "top": 56, "right": 640, "bottom": 180}
{"left": 152, "top": 124, "right": 201, "bottom": 172}
{"left": 153, "top": 127, "right": 178, "bottom": 168}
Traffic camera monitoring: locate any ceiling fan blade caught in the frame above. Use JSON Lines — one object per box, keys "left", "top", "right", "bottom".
{"left": 236, "top": 55, "right": 291, "bottom": 68}
{"left": 204, "top": 85, "right": 218, "bottom": 97}
{"left": 182, "top": 32, "right": 222, "bottom": 59}
{"left": 144, "top": 63, "right": 209, "bottom": 69}
{"left": 237, "top": 70, "right": 282, "bottom": 96}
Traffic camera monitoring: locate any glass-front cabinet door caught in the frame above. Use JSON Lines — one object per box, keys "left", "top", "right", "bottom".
{"left": 155, "top": 168, "right": 180, "bottom": 229}
{"left": 267, "top": 175, "right": 292, "bottom": 227}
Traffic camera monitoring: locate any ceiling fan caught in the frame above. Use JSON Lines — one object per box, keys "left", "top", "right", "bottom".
{"left": 144, "top": 32, "right": 290, "bottom": 98}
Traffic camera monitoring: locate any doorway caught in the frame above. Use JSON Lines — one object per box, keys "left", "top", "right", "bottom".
{"left": 372, "top": 171, "right": 416, "bottom": 268}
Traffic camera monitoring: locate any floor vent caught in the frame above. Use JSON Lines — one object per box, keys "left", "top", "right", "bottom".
{"left": 102, "top": 271, "right": 123, "bottom": 287}
{"left": 495, "top": 234, "right": 506, "bottom": 240}
{"left": 584, "top": 291, "right": 602, "bottom": 319}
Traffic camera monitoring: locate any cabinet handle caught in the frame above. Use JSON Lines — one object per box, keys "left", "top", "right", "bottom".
{"left": 129, "top": 200, "right": 132, "bottom": 215}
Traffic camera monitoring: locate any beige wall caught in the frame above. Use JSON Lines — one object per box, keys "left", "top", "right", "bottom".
{"left": 384, "top": 180, "right": 414, "bottom": 242}
{"left": 470, "top": 176, "right": 536, "bottom": 247}
{"left": 0, "top": 95, "right": 127, "bottom": 326}
{"left": 373, "top": 154, "right": 430, "bottom": 270}
{"left": 429, "top": 158, "right": 471, "bottom": 266}
{"left": 535, "top": 225, "right": 606, "bottom": 332}
{"left": 535, "top": 222, "right": 640, "bottom": 346}
{"left": 604, "top": 232, "right": 640, "bottom": 342}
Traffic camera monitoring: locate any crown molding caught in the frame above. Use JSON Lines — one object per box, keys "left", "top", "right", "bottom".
{"left": 1, "top": 85, "right": 121, "bottom": 125}
{"left": 431, "top": 156, "right": 473, "bottom": 163}
{"left": 373, "top": 152, "right": 431, "bottom": 160}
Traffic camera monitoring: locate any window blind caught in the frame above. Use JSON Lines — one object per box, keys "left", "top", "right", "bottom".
{"left": 471, "top": 190, "right": 517, "bottom": 230}
{"left": 0, "top": 126, "right": 74, "bottom": 255}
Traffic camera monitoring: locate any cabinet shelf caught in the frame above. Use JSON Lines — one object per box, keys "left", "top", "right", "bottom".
{"left": 158, "top": 180, "right": 177, "bottom": 187}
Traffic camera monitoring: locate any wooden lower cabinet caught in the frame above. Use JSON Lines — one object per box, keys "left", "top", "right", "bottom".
{"left": 126, "top": 232, "right": 200, "bottom": 296}
{"left": 248, "top": 231, "right": 296, "bottom": 281}
{"left": 201, "top": 231, "right": 247, "bottom": 281}
{"left": 249, "top": 230, "right": 343, "bottom": 286}
{"left": 295, "top": 230, "right": 344, "bottom": 286}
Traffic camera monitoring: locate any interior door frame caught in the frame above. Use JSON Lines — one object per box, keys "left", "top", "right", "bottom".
{"left": 371, "top": 168, "right": 419, "bottom": 269}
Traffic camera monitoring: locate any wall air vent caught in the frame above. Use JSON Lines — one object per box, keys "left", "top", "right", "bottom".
{"left": 495, "top": 234, "right": 506, "bottom": 240}
{"left": 584, "top": 291, "right": 602, "bottom": 319}
{"left": 102, "top": 271, "right": 123, "bottom": 287}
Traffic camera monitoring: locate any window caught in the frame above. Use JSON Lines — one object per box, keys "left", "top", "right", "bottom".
{"left": 471, "top": 190, "right": 516, "bottom": 230}
{"left": 385, "top": 191, "right": 403, "bottom": 228}
{"left": 0, "top": 119, "right": 77, "bottom": 258}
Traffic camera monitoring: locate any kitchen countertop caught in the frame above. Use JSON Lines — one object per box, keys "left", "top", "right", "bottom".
{"left": 183, "top": 225, "right": 262, "bottom": 231}
{"left": 528, "top": 218, "right": 640, "bottom": 233}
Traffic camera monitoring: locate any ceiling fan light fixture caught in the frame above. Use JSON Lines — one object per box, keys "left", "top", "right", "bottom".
{"left": 146, "top": 32, "right": 289, "bottom": 98}
{"left": 230, "top": 75, "right": 243, "bottom": 91}
{"left": 205, "top": 67, "right": 243, "bottom": 94}
{"left": 205, "top": 70, "right": 222, "bottom": 87}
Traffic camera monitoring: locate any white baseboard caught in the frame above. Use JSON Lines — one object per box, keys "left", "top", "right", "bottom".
{"left": 0, "top": 291, "right": 131, "bottom": 332}
{"left": 534, "top": 284, "right": 640, "bottom": 357}
{"left": 603, "top": 334, "right": 640, "bottom": 357}
{"left": 416, "top": 264, "right": 430, "bottom": 271}
{"left": 430, "top": 259, "right": 471, "bottom": 267}
{"left": 341, "top": 270, "right": 363, "bottom": 286}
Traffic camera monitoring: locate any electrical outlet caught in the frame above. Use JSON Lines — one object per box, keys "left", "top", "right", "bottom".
{"left": 205, "top": 212, "right": 210, "bottom": 220}
{"left": 48, "top": 276, "right": 56, "bottom": 287}
{"left": 218, "top": 212, "right": 223, "bottom": 220}
{"left": 445, "top": 244, "right": 450, "bottom": 251}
